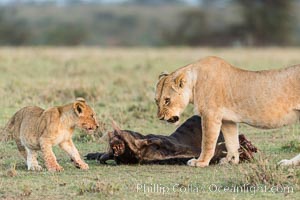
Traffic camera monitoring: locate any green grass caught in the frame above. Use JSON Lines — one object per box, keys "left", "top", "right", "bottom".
{"left": 0, "top": 47, "right": 300, "bottom": 199}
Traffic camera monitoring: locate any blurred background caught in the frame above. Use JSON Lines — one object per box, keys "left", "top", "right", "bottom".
{"left": 0, "top": 0, "right": 298, "bottom": 46}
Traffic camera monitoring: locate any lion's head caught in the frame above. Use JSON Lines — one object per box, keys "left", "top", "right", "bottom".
{"left": 73, "top": 97, "right": 99, "bottom": 133}
{"left": 155, "top": 71, "right": 192, "bottom": 124}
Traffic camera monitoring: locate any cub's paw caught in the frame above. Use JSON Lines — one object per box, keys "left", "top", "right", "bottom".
{"left": 187, "top": 158, "right": 208, "bottom": 167}
{"left": 28, "top": 165, "right": 43, "bottom": 171}
{"left": 47, "top": 165, "right": 64, "bottom": 172}
{"left": 75, "top": 161, "right": 89, "bottom": 170}
{"left": 79, "top": 162, "right": 89, "bottom": 170}
{"left": 278, "top": 159, "right": 293, "bottom": 166}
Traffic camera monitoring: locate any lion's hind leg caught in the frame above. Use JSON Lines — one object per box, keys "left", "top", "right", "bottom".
{"left": 25, "top": 147, "right": 43, "bottom": 171}
{"left": 15, "top": 139, "right": 27, "bottom": 161}
{"left": 278, "top": 154, "right": 300, "bottom": 166}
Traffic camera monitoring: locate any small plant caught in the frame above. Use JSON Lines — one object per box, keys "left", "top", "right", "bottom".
{"left": 237, "top": 154, "right": 299, "bottom": 193}
{"left": 21, "top": 185, "right": 32, "bottom": 197}
{"left": 6, "top": 163, "right": 17, "bottom": 177}
{"left": 78, "top": 181, "right": 118, "bottom": 196}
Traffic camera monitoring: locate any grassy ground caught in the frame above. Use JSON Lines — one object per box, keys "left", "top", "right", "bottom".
{"left": 0, "top": 47, "right": 299, "bottom": 199}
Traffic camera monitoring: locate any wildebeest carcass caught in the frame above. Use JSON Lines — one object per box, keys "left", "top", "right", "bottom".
{"left": 85, "top": 116, "right": 257, "bottom": 165}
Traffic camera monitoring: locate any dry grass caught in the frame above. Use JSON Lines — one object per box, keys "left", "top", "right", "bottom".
{"left": 238, "top": 154, "right": 299, "bottom": 189}
{"left": 0, "top": 47, "right": 300, "bottom": 199}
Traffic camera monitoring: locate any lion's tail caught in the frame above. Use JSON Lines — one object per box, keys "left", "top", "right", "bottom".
{"left": 1, "top": 112, "right": 17, "bottom": 142}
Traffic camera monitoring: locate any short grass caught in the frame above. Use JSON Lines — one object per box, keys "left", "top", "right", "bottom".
{"left": 0, "top": 47, "right": 300, "bottom": 199}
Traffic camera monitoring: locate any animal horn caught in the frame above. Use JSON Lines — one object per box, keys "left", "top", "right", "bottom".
{"left": 111, "top": 119, "right": 122, "bottom": 135}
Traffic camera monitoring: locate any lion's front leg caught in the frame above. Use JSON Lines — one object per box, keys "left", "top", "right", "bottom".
{"left": 187, "top": 114, "right": 222, "bottom": 167}
{"left": 220, "top": 122, "right": 240, "bottom": 165}
{"left": 40, "top": 139, "right": 63, "bottom": 172}
{"left": 59, "top": 140, "right": 89, "bottom": 170}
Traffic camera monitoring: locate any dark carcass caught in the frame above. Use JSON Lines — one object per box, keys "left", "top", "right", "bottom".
{"left": 85, "top": 116, "right": 257, "bottom": 165}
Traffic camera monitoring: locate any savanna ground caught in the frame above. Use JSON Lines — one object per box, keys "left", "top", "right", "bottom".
{"left": 0, "top": 47, "right": 300, "bottom": 199}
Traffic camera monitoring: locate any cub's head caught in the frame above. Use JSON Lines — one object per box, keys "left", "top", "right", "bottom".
{"left": 73, "top": 97, "right": 99, "bottom": 133}
{"left": 155, "top": 71, "right": 191, "bottom": 124}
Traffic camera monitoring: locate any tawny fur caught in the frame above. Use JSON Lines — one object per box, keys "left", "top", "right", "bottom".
{"left": 155, "top": 56, "right": 300, "bottom": 167}
{"left": 2, "top": 98, "right": 99, "bottom": 172}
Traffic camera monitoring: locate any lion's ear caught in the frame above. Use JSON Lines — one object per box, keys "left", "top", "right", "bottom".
{"left": 73, "top": 102, "right": 85, "bottom": 116}
{"left": 158, "top": 72, "right": 169, "bottom": 80}
{"left": 174, "top": 73, "right": 185, "bottom": 88}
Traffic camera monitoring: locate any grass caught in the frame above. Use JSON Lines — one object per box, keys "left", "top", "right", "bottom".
{"left": 0, "top": 47, "right": 300, "bottom": 199}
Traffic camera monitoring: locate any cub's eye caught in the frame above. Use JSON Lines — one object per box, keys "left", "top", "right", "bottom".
{"left": 164, "top": 98, "right": 170, "bottom": 105}
{"left": 154, "top": 99, "right": 159, "bottom": 105}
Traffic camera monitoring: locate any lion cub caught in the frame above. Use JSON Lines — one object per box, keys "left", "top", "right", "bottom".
{"left": 3, "top": 98, "right": 99, "bottom": 172}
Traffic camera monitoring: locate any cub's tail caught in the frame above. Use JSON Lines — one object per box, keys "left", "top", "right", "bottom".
{"left": 1, "top": 112, "right": 17, "bottom": 142}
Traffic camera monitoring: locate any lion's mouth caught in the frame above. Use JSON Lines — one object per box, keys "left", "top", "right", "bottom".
{"left": 83, "top": 126, "right": 97, "bottom": 134}
{"left": 167, "top": 116, "right": 179, "bottom": 123}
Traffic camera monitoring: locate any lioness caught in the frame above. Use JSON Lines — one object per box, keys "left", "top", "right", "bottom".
{"left": 155, "top": 56, "right": 300, "bottom": 167}
{"left": 2, "top": 98, "right": 99, "bottom": 171}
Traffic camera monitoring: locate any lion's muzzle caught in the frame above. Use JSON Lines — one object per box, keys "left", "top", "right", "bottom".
{"left": 167, "top": 116, "right": 179, "bottom": 123}
{"left": 82, "top": 123, "right": 98, "bottom": 133}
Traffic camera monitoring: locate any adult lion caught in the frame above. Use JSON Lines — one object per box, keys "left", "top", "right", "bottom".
{"left": 155, "top": 56, "right": 300, "bottom": 167}
{"left": 2, "top": 98, "right": 99, "bottom": 171}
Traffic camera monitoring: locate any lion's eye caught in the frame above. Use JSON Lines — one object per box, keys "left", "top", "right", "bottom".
{"left": 164, "top": 98, "right": 170, "bottom": 105}
{"left": 155, "top": 99, "right": 159, "bottom": 105}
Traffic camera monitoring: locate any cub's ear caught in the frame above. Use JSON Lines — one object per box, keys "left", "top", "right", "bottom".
{"left": 158, "top": 72, "right": 169, "bottom": 80}
{"left": 174, "top": 73, "right": 185, "bottom": 88}
{"left": 76, "top": 97, "right": 86, "bottom": 103}
{"left": 73, "top": 102, "right": 85, "bottom": 116}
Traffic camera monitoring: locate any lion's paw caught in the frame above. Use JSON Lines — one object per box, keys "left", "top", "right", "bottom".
{"left": 219, "top": 158, "right": 230, "bottom": 165}
{"left": 220, "top": 154, "right": 239, "bottom": 165}
{"left": 187, "top": 158, "right": 208, "bottom": 167}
